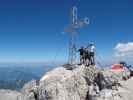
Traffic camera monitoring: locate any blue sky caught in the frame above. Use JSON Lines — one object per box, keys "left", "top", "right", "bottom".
{"left": 0, "top": 0, "right": 133, "bottom": 64}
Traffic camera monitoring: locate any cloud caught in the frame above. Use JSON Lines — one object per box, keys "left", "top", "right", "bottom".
{"left": 114, "top": 42, "right": 133, "bottom": 58}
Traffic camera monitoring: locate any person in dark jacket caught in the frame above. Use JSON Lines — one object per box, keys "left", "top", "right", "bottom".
{"left": 85, "top": 48, "right": 90, "bottom": 66}
{"left": 78, "top": 46, "right": 85, "bottom": 65}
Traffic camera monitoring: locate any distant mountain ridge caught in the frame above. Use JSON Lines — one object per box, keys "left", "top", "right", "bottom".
{"left": 0, "top": 65, "right": 56, "bottom": 90}
{"left": 0, "top": 69, "right": 39, "bottom": 90}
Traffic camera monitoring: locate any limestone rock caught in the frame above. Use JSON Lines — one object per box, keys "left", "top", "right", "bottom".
{"left": 0, "top": 90, "right": 21, "bottom": 100}
{"left": 39, "top": 65, "right": 96, "bottom": 100}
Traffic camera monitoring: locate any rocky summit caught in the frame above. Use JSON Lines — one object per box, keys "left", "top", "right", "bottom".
{"left": 1, "top": 64, "right": 133, "bottom": 100}
{"left": 39, "top": 65, "right": 96, "bottom": 100}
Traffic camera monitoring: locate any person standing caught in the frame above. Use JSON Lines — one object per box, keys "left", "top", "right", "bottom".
{"left": 89, "top": 43, "right": 96, "bottom": 65}
{"left": 85, "top": 48, "right": 90, "bottom": 66}
{"left": 78, "top": 46, "right": 85, "bottom": 65}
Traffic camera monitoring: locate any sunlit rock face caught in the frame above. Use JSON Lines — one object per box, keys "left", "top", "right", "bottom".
{"left": 17, "top": 65, "right": 96, "bottom": 100}
{"left": 0, "top": 90, "right": 21, "bottom": 100}
{"left": 39, "top": 65, "right": 96, "bottom": 100}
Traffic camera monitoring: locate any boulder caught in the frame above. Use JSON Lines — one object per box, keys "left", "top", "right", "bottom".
{"left": 39, "top": 65, "right": 96, "bottom": 100}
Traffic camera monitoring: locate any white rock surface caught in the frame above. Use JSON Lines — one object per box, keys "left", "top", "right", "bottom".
{"left": 92, "top": 76, "right": 133, "bottom": 100}
{"left": 39, "top": 65, "right": 96, "bottom": 100}
{"left": 1, "top": 65, "right": 133, "bottom": 100}
{"left": 0, "top": 90, "right": 21, "bottom": 100}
